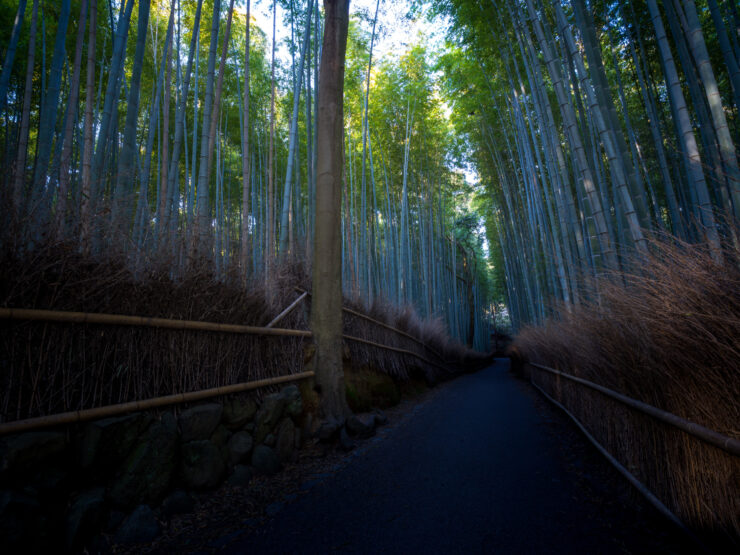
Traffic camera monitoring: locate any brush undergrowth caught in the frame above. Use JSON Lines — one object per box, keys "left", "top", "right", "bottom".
{"left": 0, "top": 241, "right": 485, "bottom": 422}
{"left": 511, "top": 234, "right": 740, "bottom": 544}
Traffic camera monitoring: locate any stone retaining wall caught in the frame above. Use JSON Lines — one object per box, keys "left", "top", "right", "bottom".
{"left": 0, "top": 384, "right": 310, "bottom": 552}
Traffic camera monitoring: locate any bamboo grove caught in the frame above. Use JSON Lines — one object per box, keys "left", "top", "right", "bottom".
{"left": 0, "top": 0, "right": 490, "bottom": 351}
{"left": 435, "top": 0, "right": 739, "bottom": 331}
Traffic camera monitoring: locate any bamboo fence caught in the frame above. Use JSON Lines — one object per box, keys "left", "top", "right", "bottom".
{"left": 0, "top": 300, "right": 455, "bottom": 433}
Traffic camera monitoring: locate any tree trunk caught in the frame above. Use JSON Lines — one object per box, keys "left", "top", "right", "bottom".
{"left": 311, "top": 0, "right": 351, "bottom": 424}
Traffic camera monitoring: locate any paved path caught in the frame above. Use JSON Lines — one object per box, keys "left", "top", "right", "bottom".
{"left": 225, "top": 360, "right": 690, "bottom": 554}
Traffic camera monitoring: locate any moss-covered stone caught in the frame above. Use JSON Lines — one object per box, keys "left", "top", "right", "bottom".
{"left": 178, "top": 404, "right": 223, "bottom": 442}
{"left": 180, "top": 440, "right": 225, "bottom": 490}
{"left": 344, "top": 366, "right": 401, "bottom": 412}
{"left": 78, "top": 413, "right": 151, "bottom": 472}
{"left": 0, "top": 432, "right": 67, "bottom": 478}
{"left": 222, "top": 397, "right": 257, "bottom": 430}
{"left": 108, "top": 413, "right": 177, "bottom": 509}
{"left": 275, "top": 418, "right": 295, "bottom": 463}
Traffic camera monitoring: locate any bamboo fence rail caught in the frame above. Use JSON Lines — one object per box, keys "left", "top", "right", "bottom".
{"left": 266, "top": 291, "right": 309, "bottom": 328}
{"left": 0, "top": 307, "right": 311, "bottom": 337}
{"left": 0, "top": 372, "right": 315, "bottom": 436}
{"left": 528, "top": 363, "right": 740, "bottom": 457}
{"left": 343, "top": 334, "right": 447, "bottom": 371}
{"left": 528, "top": 377, "right": 704, "bottom": 549}
{"left": 527, "top": 362, "right": 725, "bottom": 551}
{"left": 0, "top": 307, "right": 450, "bottom": 370}
{"left": 294, "top": 287, "right": 447, "bottom": 362}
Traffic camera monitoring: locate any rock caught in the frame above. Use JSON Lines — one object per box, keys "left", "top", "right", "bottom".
{"left": 222, "top": 397, "right": 258, "bottom": 430}
{"left": 346, "top": 414, "right": 376, "bottom": 438}
{"left": 227, "top": 432, "right": 253, "bottom": 466}
{"left": 107, "top": 511, "right": 126, "bottom": 532}
{"left": 114, "top": 505, "right": 160, "bottom": 545}
{"left": 87, "top": 533, "right": 111, "bottom": 553}
{"left": 178, "top": 404, "right": 223, "bottom": 442}
{"left": 339, "top": 427, "right": 355, "bottom": 452}
{"left": 79, "top": 413, "right": 151, "bottom": 471}
{"left": 66, "top": 488, "right": 105, "bottom": 549}
{"left": 0, "top": 490, "right": 42, "bottom": 549}
{"left": 0, "top": 431, "right": 66, "bottom": 476}
{"left": 302, "top": 413, "right": 316, "bottom": 440}
{"left": 210, "top": 424, "right": 232, "bottom": 447}
{"left": 160, "top": 490, "right": 194, "bottom": 518}
{"left": 180, "top": 440, "right": 225, "bottom": 490}
{"left": 243, "top": 422, "right": 256, "bottom": 434}
{"left": 275, "top": 419, "right": 295, "bottom": 463}
{"left": 373, "top": 409, "right": 388, "bottom": 426}
{"left": 210, "top": 424, "right": 232, "bottom": 462}
{"left": 281, "top": 385, "right": 303, "bottom": 417}
{"left": 264, "top": 433, "right": 276, "bottom": 447}
{"left": 251, "top": 445, "right": 280, "bottom": 475}
{"left": 294, "top": 428, "right": 302, "bottom": 450}
{"left": 108, "top": 413, "right": 177, "bottom": 509}
{"left": 29, "top": 465, "right": 68, "bottom": 494}
{"left": 227, "top": 465, "right": 253, "bottom": 487}
{"left": 318, "top": 418, "right": 343, "bottom": 442}
{"left": 254, "top": 394, "right": 286, "bottom": 444}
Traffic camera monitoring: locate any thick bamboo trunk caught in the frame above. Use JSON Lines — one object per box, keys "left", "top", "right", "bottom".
{"left": 681, "top": 0, "right": 740, "bottom": 220}
{"left": 523, "top": 0, "right": 615, "bottom": 270}
{"left": 241, "top": 0, "right": 252, "bottom": 277}
{"left": 28, "top": 0, "right": 71, "bottom": 236}
{"left": 279, "top": 2, "right": 313, "bottom": 256}
{"left": 55, "top": 0, "right": 89, "bottom": 239}
{"left": 195, "top": 0, "right": 222, "bottom": 257}
{"left": 266, "top": 1, "right": 277, "bottom": 286}
{"left": 0, "top": 0, "right": 28, "bottom": 118}
{"left": 111, "top": 0, "right": 151, "bottom": 245}
{"left": 11, "top": 0, "right": 38, "bottom": 219}
{"left": 647, "top": 0, "right": 722, "bottom": 260}
{"left": 312, "top": 0, "right": 351, "bottom": 424}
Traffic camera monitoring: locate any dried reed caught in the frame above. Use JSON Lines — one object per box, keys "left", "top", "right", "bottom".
{"left": 0, "top": 241, "right": 485, "bottom": 423}
{"left": 512, "top": 233, "right": 740, "bottom": 546}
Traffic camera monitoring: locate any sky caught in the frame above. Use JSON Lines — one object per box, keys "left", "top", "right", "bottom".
{"left": 247, "top": 0, "right": 447, "bottom": 65}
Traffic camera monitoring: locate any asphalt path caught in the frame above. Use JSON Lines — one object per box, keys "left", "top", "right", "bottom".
{"left": 225, "top": 360, "right": 691, "bottom": 554}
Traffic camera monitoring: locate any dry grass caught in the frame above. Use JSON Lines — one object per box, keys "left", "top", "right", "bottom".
{"left": 0, "top": 241, "right": 484, "bottom": 422}
{"left": 511, "top": 233, "right": 740, "bottom": 545}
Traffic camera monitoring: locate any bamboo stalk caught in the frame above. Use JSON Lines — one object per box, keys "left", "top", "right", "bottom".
{"left": 0, "top": 371, "right": 315, "bottom": 436}
{"left": 266, "top": 291, "right": 308, "bottom": 328}
{"left": 0, "top": 308, "right": 312, "bottom": 338}
{"left": 528, "top": 363, "right": 740, "bottom": 457}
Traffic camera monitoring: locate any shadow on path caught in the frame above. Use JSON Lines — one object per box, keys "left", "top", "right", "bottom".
{"left": 225, "top": 360, "right": 691, "bottom": 554}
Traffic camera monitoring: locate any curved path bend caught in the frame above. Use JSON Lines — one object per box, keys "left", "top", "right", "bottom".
{"left": 226, "top": 360, "right": 690, "bottom": 554}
